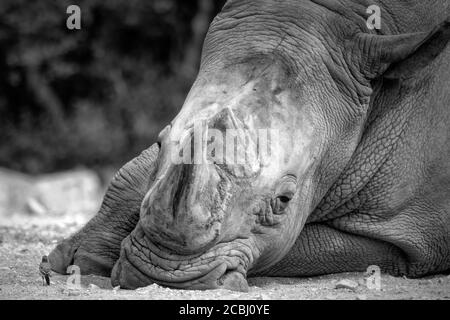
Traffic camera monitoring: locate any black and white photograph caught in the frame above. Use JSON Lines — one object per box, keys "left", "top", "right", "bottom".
{"left": 0, "top": 0, "right": 449, "bottom": 306}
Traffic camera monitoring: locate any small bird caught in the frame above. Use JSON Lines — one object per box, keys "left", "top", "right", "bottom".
{"left": 39, "top": 255, "right": 52, "bottom": 286}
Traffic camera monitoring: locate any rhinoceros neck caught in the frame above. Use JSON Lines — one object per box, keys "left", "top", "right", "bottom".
{"left": 308, "top": 52, "right": 445, "bottom": 223}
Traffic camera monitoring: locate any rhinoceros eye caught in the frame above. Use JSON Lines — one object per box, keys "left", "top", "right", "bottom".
{"left": 272, "top": 175, "right": 296, "bottom": 214}
{"left": 272, "top": 195, "right": 291, "bottom": 214}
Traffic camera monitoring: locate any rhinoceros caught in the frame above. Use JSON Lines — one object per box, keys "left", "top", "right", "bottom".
{"left": 49, "top": 0, "right": 450, "bottom": 291}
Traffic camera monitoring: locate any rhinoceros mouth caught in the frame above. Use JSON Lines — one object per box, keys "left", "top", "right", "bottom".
{"left": 111, "top": 227, "right": 255, "bottom": 292}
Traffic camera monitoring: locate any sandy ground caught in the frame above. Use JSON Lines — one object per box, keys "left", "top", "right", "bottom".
{"left": 0, "top": 214, "right": 449, "bottom": 300}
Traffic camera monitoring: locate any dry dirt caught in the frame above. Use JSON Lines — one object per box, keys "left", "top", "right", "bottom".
{"left": 0, "top": 214, "right": 449, "bottom": 300}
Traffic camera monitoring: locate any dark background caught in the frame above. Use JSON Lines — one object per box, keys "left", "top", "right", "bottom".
{"left": 0, "top": 0, "right": 226, "bottom": 174}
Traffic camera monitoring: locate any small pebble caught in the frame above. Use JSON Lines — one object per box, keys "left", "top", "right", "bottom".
{"left": 64, "top": 289, "right": 81, "bottom": 296}
{"left": 335, "top": 279, "right": 359, "bottom": 291}
{"left": 88, "top": 283, "right": 100, "bottom": 290}
{"left": 356, "top": 294, "right": 367, "bottom": 300}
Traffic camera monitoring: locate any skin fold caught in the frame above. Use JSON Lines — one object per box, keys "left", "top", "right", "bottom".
{"left": 49, "top": 0, "right": 450, "bottom": 291}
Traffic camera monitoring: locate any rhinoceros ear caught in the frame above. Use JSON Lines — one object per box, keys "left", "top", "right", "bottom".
{"left": 358, "top": 19, "right": 450, "bottom": 79}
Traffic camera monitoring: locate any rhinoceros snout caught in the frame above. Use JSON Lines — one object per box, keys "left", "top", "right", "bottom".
{"left": 111, "top": 225, "right": 252, "bottom": 292}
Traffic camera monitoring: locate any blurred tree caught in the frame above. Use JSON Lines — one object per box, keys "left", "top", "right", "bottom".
{"left": 0, "top": 0, "right": 226, "bottom": 174}
{"left": 179, "top": 0, "right": 215, "bottom": 80}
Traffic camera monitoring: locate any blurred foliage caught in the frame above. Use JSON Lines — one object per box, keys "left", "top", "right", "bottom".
{"left": 0, "top": 0, "right": 226, "bottom": 173}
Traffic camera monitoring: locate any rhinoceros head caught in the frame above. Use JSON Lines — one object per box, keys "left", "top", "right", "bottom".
{"left": 111, "top": 54, "right": 335, "bottom": 291}
{"left": 111, "top": 1, "right": 376, "bottom": 291}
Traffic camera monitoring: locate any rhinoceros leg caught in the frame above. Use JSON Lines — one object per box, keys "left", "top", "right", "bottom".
{"left": 255, "top": 223, "right": 410, "bottom": 277}
{"left": 48, "top": 143, "right": 159, "bottom": 276}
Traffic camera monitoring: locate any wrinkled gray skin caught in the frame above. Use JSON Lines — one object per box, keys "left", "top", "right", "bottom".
{"left": 49, "top": 0, "right": 450, "bottom": 291}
